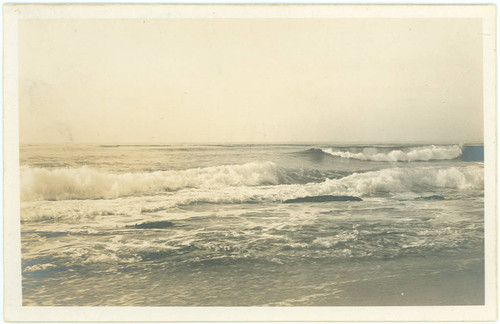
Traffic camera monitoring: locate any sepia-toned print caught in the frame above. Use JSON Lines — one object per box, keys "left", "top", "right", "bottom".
{"left": 4, "top": 4, "right": 496, "bottom": 322}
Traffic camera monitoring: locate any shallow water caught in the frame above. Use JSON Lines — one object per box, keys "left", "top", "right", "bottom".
{"left": 21, "top": 143, "right": 484, "bottom": 306}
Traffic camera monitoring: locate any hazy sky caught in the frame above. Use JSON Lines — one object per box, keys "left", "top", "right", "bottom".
{"left": 19, "top": 18, "right": 483, "bottom": 144}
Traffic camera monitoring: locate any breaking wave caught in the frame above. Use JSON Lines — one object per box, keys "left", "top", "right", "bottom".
{"left": 308, "top": 165, "right": 483, "bottom": 197}
{"left": 20, "top": 162, "right": 285, "bottom": 201}
{"left": 319, "top": 145, "right": 463, "bottom": 162}
{"left": 182, "top": 165, "right": 484, "bottom": 205}
{"left": 21, "top": 162, "right": 483, "bottom": 203}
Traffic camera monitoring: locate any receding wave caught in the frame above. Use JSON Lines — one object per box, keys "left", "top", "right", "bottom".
{"left": 318, "top": 145, "right": 463, "bottom": 162}
{"left": 21, "top": 162, "right": 287, "bottom": 201}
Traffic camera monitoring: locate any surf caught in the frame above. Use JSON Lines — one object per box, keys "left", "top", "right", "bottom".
{"left": 20, "top": 164, "right": 483, "bottom": 207}
{"left": 20, "top": 162, "right": 285, "bottom": 201}
{"left": 316, "top": 144, "right": 464, "bottom": 162}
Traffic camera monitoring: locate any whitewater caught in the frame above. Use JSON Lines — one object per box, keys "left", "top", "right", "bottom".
{"left": 319, "top": 144, "right": 464, "bottom": 162}
{"left": 21, "top": 143, "right": 484, "bottom": 306}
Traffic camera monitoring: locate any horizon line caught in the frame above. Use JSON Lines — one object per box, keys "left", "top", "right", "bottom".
{"left": 19, "top": 140, "right": 485, "bottom": 146}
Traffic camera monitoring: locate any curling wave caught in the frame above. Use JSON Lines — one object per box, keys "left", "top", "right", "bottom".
{"left": 320, "top": 145, "right": 463, "bottom": 162}
{"left": 172, "top": 165, "right": 484, "bottom": 205}
{"left": 20, "top": 162, "right": 286, "bottom": 201}
{"left": 312, "top": 165, "right": 483, "bottom": 196}
{"left": 20, "top": 163, "right": 483, "bottom": 206}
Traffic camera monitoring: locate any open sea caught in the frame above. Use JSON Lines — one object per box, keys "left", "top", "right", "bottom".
{"left": 20, "top": 143, "right": 484, "bottom": 306}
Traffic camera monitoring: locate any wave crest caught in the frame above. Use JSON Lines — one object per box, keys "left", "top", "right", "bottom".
{"left": 21, "top": 162, "right": 282, "bottom": 201}
{"left": 316, "top": 165, "right": 483, "bottom": 197}
{"left": 20, "top": 165, "right": 483, "bottom": 223}
{"left": 20, "top": 162, "right": 483, "bottom": 203}
{"left": 320, "top": 145, "right": 463, "bottom": 162}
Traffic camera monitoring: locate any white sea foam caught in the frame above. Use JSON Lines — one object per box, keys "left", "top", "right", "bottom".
{"left": 24, "top": 263, "right": 57, "bottom": 272}
{"left": 321, "top": 145, "right": 463, "bottom": 162}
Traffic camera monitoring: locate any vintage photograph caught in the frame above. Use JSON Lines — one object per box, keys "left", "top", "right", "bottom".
{"left": 4, "top": 3, "right": 496, "bottom": 321}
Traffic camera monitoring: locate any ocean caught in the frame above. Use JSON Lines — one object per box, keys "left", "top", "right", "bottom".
{"left": 20, "top": 143, "right": 484, "bottom": 306}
